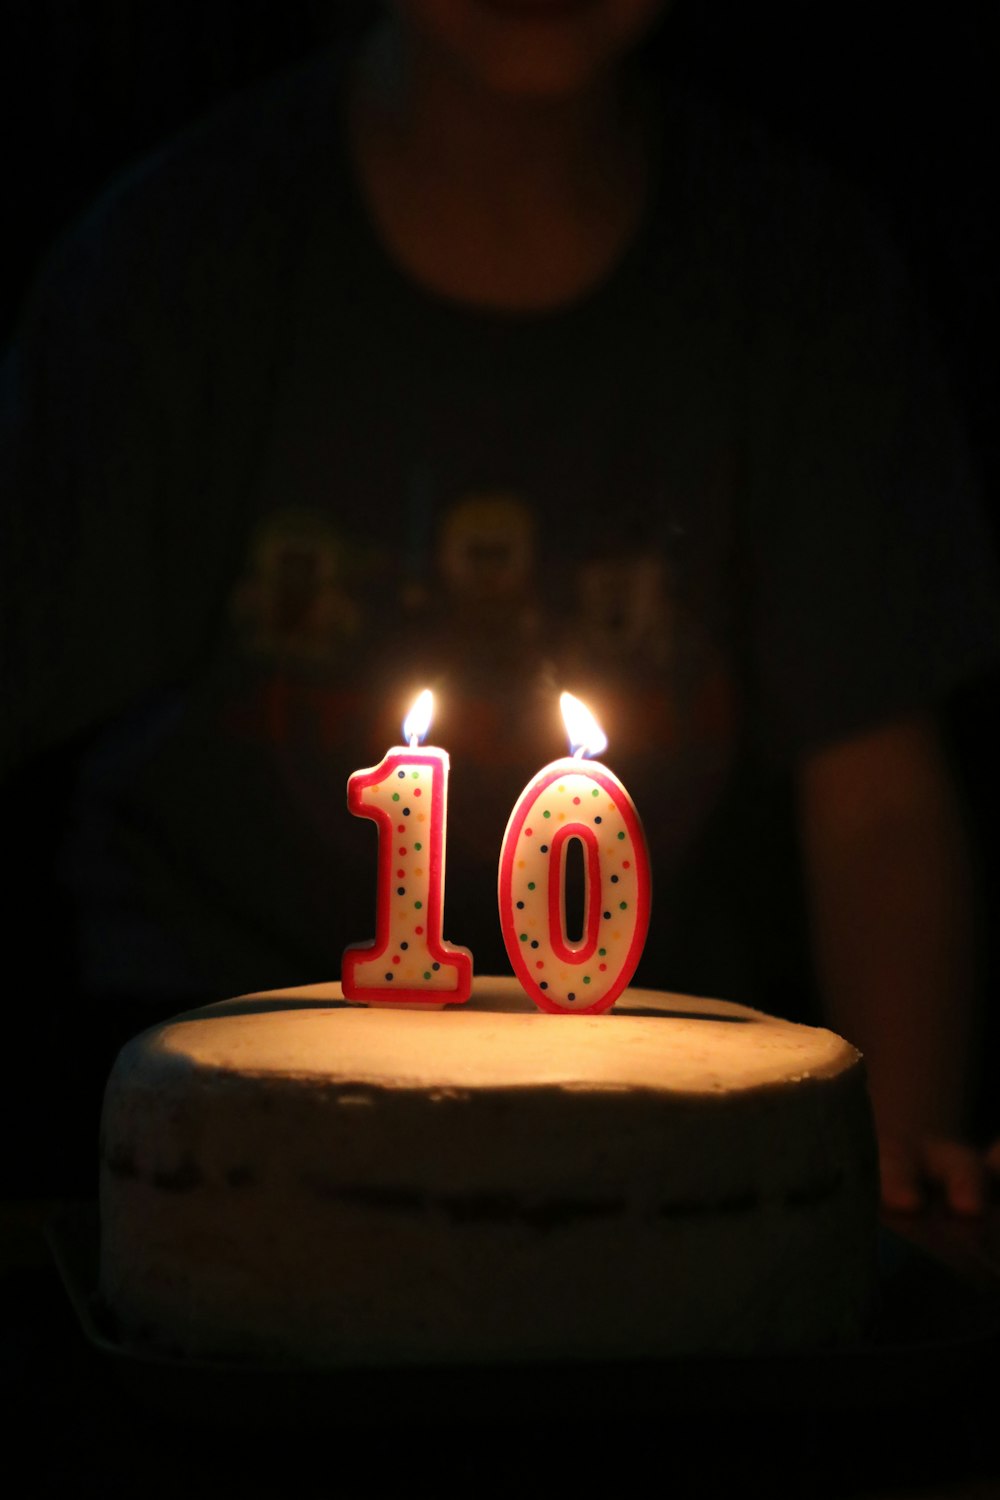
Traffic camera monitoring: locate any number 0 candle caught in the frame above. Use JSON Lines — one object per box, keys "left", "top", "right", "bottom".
{"left": 342, "top": 690, "right": 473, "bottom": 1006}
{"left": 498, "top": 692, "right": 651, "bottom": 1014}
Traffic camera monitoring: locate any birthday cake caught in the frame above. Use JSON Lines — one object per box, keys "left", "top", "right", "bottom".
{"left": 98, "top": 978, "right": 879, "bottom": 1365}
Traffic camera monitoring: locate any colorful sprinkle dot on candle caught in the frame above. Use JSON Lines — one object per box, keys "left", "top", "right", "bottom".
{"left": 591, "top": 788, "right": 599, "bottom": 797}
{"left": 423, "top": 971, "right": 431, "bottom": 980}
{"left": 557, "top": 785, "right": 565, "bottom": 793}
{"left": 599, "top": 947, "right": 607, "bottom": 956}
{"left": 611, "top": 874, "right": 619, "bottom": 884}
{"left": 623, "top": 859, "right": 631, "bottom": 869}
{"left": 599, "top": 962, "right": 607, "bottom": 971}
{"left": 414, "top": 900, "right": 423, "bottom": 909}
{"left": 392, "top": 955, "right": 401, "bottom": 965}
{"left": 397, "top": 771, "right": 406, "bottom": 779}
{"left": 397, "top": 824, "right": 405, "bottom": 833}
{"left": 411, "top": 771, "right": 419, "bottom": 779}
{"left": 397, "top": 869, "right": 405, "bottom": 878}
{"left": 413, "top": 788, "right": 422, "bottom": 797}
{"left": 594, "top": 816, "right": 602, "bottom": 824}
{"left": 517, "top": 901, "right": 525, "bottom": 909}
{"left": 568, "top": 993, "right": 576, "bottom": 1002}
{"left": 572, "top": 796, "right": 581, "bottom": 805}
{"left": 543, "top": 810, "right": 551, "bottom": 819}
{"left": 392, "top": 792, "right": 400, "bottom": 801}
{"left": 417, "top": 812, "right": 426, "bottom": 821}
{"left": 527, "top": 881, "right": 536, "bottom": 890}
{"left": 525, "top": 828, "right": 533, "bottom": 837}
{"left": 619, "top": 901, "right": 628, "bottom": 910}
{"left": 403, "top": 808, "right": 411, "bottom": 816}
{"left": 583, "top": 976, "right": 591, "bottom": 984}
{"left": 396, "top": 886, "right": 405, "bottom": 895}
{"left": 415, "top": 925, "right": 424, "bottom": 935}
{"left": 530, "top": 940, "right": 539, "bottom": 949}
{"left": 432, "top": 962, "right": 440, "bottom": 971}
{"left": 618, "top": 831, "right": 625, "bottom": 840}
{"left": 401, "top": 942, "right": 409, "bottom": 950}
{"left": 603, "top": 910, "right": 611, "bottom": 919}
{"left": 540, "top": 981, "right": 548, "bottom": 990}
{"left": 536, "top": 961, "right": 544, "bottom": 969}
{"left": 414, "top": 842, "right": 423, "bottom": 851}
{"left": 540, "top": 844, "right": 549, "bottom": 854}
{"left": 520, "top": 933, "right": 528, "bottom": 942}
{"left": 385, "top": 973, "right": 393, "bottom": 981}
{"left": 398, "top": 847, "right": 407, "bottom": 855}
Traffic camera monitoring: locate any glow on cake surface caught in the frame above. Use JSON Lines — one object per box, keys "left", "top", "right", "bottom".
{"left": 147, "top": 976, "right": 857, "bottom": 1092}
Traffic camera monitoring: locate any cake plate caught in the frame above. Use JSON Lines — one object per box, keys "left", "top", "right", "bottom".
{"left": 46, "top": 1202, "right": 1000, "bottom": 1432}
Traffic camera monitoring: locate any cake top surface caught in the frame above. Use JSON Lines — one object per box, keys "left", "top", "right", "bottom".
{"left": 117, "top": 977, "right": 860, "bottom": 1096}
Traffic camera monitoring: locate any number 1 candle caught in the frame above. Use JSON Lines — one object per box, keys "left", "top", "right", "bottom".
{"left": 342, "top": 689, "right": 473, "bottom": 1006}
{"left": 498, "top": 692, "right": 651, "bottom": 1014}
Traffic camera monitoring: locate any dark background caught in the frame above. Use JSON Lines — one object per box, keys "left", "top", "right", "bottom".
{"left": 4, "top": 0, "right": 999, "bottom": 1162}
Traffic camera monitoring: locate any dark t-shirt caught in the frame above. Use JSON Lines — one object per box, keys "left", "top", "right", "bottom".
{"left": 4, "top": 48, "right": 998, "bottom": 1012}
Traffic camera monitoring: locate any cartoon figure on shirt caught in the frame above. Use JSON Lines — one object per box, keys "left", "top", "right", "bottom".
{"left": 575, "top": 552, "right": 673, "bottom": 671}
{"left": 439, "top": 491, "right": 540, "bottom": 632}
{"left": 416, "top": 489, "right": 545, "bottom": 687}
{"left": 230, "top": 510, "right": 362, "bottom": 664}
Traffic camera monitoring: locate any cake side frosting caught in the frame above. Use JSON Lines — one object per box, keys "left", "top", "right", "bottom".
{"left": 99, "top": 978, "right": 879, "bottom": 1365}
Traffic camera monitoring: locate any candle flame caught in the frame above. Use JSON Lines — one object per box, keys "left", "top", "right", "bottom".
{"left": 403, "top": 688, "right": 434, "bottom": 746}
{"left": 560, "top": 691, "right": 608, "bottom": 759}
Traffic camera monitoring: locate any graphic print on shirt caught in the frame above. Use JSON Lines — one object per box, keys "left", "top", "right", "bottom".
{"left": 220, "top": 482, "right": 737, "bottom": 895}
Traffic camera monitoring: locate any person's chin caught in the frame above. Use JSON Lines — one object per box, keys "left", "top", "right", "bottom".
{"left": 472, "top": 0, "right": 603, "bottom": 16}
{"left": 398, "top": 0, "right": 658, "bottom": 100}
{"left": 462, "top": 21, "right": 619, "bottom": 99}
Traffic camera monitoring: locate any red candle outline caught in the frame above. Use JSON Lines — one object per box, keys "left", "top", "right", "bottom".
{"left": 546, "top": 822, "right": 602, "bottom": 964}
{"left": 343, "top": 748, "right": 473, "bottom": 1005}
{"left": 498, "top": 758, "right": 651, "bottom": 1014}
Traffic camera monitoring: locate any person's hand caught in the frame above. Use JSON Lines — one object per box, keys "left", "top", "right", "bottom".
{"left": 797, "top": 718, "right": 994, "bottom": 1222}
{"left": 879, "top": 1132, "right": 999, "bottom": 1216}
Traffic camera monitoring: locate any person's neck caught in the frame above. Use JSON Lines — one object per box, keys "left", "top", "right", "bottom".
{"left": 348, "top": 23, "right": 653, "bottom": 312}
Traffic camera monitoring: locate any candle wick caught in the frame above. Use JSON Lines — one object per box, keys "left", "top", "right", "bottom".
{"left": 409, "top": 736, "right": 419, "bottom": 749}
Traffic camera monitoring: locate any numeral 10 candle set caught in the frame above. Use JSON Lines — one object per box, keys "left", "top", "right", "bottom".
{"left": 343, "top": 688, "right": 651, "bottom": 1015}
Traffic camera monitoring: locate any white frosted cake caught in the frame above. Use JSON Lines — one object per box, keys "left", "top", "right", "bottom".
{"left": 99, "top": 978, "right": 878, "bottom": 1365}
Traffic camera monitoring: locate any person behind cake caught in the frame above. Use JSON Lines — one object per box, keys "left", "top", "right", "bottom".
{"left": 2, "top": 0, "right": 999, "bottom": 1214}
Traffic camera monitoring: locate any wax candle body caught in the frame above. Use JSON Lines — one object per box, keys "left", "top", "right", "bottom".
{"left": 499, "top": 756, "right": 651, "bottom": 1014}
{"left": 343, "top": 744, "right": 472, "bottom": 1005}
